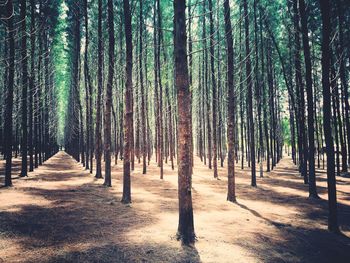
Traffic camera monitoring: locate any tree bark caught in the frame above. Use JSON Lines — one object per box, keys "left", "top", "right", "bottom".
{"left": 174, "top": 0, "right": 195, "bottom": 245}
{"left": 95, "top": 0, "right": 103, "bottom": 179}
{"left": 319, "top": 0, "right": 339, "bottom": 233}
{"left": 243, "top": 0, "right": 256, "bottom": 186}
{"left": 103, "top": 0, "right": 115, "bottom": 187}
{"left": 20, "top": 0, "right": 28, "bottom": 177}
{"left": 208, "top": 0, "right": 218, "bottom": 179}
{"left": 224, "top": 0, "right": 236, "bottom": 202}
{"left": 4, "top": 0, "right": 15, "bottom": 187}
{"left": 299, "top": 0, "right": 318, "bottom": 198}
{"left": 29, "top": 0, "right": 36, "bottom": 172}
{"left": 139, "top": 0, "right": 147, "bottom": 174}
{"left": 122, "top": 0, "right": 133, "bottom": 204}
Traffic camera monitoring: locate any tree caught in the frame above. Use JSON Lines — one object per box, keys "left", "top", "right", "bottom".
{"left": 4, "top": 0, "right": 15, "bottom": 187}
{"left": 208, "top": 0, "right": 218, "bottom": 179}
{"left": 103, "top": 0, "right": 115, "bottom": 187}
{"left": 139, "top": 0, "right": 147, "bottom": 175}
{"left": 243, "top": 0, "right": 256, "bottom": 187}
{"left": 299, "top": 0, "right": 318, "bottom": 198}
{"left": 20, "top": 0, "right": 28, "bottom": 177}
{"left": 174, "top": 0, "right": 195, "bottom": 245}
{"left": 319, "top": 0, "right": 339, "bottom": 233}
{"left": 95, "top": 0, "right": 103, "bottom": 179}
{"left": 122, "top": 0, "right": 133, "bottom": 204}
{"left": 28, "top": 0, "right": 36, "bottom": 172}
{"left": 224, "top": 0, "right": 236, "bottom": 202}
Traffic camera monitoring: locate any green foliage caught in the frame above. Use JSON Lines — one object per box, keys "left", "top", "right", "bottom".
{"left": 52, "top": 0, "right": 69, "bottom": 144}
{"left": 281, "top": 117, "right": 291, "bottom": 146}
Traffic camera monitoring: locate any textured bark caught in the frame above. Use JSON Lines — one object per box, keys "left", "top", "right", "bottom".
{"left": 208, "top": 0, "right": 218, "bottom": 179}
{"left": 202, "top": 1, "right": 212, "bottom": 170}
{"left": 174, "top": 0, "right": 195, "bottom": 245}
{"left": 243, "top": 0, "right": 256, "bottom": 186}
{"left": 224, "top": 0, "right": 236, "bottom": 202}
{"left": 29, "top": 0, "right": 35, "bottom": 172}
{"left": 84, "top": 0, "right": 90, "bottom": 171}
{"left": 157, "top": 0, "right": 164, "bottom": 179}
{"left": 122, "top": 0, "right": 133, "bottom": 204}
{"left": 253, "top": 0, "right": 263, "bottom": 177}
{"left": 293, "top": 0, "right": 308, "bottom": 184}
{"left": 95, "top": 0, "right": 103, "bottom": 179}
{"left": 139, "top": 0, "right": 147, "bottom": 174}
{"left": 319, "top": 0, "right": 339, "bottom": 233}
{"left": 103, "top": 0, "right": 115, "bottom": 187}
{"left": 335, "top": 0, "right": 349, "bottom": 170}
{"left": 20, "top": 0, "right": 28, "bottom": 177}
{"left": 4, "top": 0, "right": 15, "bottom": 187}
{"left": 299, "top": 0, "right": 318, "bottom": 198}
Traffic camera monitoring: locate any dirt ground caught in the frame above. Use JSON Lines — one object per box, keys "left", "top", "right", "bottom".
{"left": 0, "top": 151, "right": 349, "bottom": 263}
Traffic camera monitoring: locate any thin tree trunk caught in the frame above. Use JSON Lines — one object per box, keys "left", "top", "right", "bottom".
{"left": 243, "top": 0, "right": 256, "bottom": 186}
{"left": 174, "top": 0, "right": 195, "bottom": 245}
{"left": 208, "top": 0, "right": 218, "bottom": 179}
{"left": 103, "top": 0, "right": 115, "bottom": 187}
{"left": 139, "top": 0, "right": 147, "bottom": 174}
{"left": 4, "top": 0, "right": 15, "bottom": 187}
{"left": 319, "top": 0, "right": 339, "bottom": 233}
{"left": 95, "top": 0, "right": 103, "bottom": 179}
{"left": 122, "top": 0, "right": 133, "bottom": 204}
{"left": 299, "top": 0, "right": 318, "bottom": 198}
{"left": 20, "top": 0, "right": 28, "bottom": 177}
{"left": 224, "top": 0, "right": 236, "bottom": 202}
{"left": 29, "top": 0, "right": 35, "bottom": 172}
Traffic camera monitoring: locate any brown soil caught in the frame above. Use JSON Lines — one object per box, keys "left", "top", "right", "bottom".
{"left": 0, "top": 151, "right": 349, "bottom": 263}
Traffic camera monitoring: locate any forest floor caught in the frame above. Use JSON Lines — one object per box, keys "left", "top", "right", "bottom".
{"left": 0, "top": 151, "right": 350, "bottom": 263}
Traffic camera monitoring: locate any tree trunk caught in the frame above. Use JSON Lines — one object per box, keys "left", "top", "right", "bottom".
{"left": 139, "top": 0, "right": 147, "bottom": 174}
{"left": 243, "top": 0, "right": 256, "bottom": 186}
{"left": 29, "top": 0, "right": 35, "bottom": 172}
{"left": 224, "top": 0, "right": 236, "bottom": 202}
{"left": 208, "top": 0, "right": 218, "bottom": 179}
{"left": 4, "top": 0, "right": 15, "bottom": 187}
{"left": 95, "top": 0, "right": 103, "bottom": 179}
{"left": 122, "top": 0, "right": 133, "bottom": 204}
{"left": 319, "top": 0, "right": 339, "bottom": 233}
{"left": 103, "top": 0, "right": 115, "bottom": 187}
{"left": 174, "top": 0, "right": 195, "bottom": 245}
{"left": 20, "top": 0, "right": 28, "bottom": 177}
{"left": 299, "top": 0, "right": 318, "bottom": 198}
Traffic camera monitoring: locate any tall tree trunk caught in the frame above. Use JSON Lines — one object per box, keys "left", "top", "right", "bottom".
{"left": 293, "top": 0, "right": 308, "bottom": 183}
{"left": 224, "top": 0, "right": 236, "bottom": 202}
{"left": 157, "top": 0, "right": 164, "bottom": 179}
{"left": 254, "top": 0, "right": 263, "bottom": 178}
{"left": 208, "top": 0, "right": 218, "bottom": 179}
{"left": 139, "top": 0, "right": 147, "bottom": 174}
{"left": 335, "top": 0, "right": 349, "bottom": 171}
{"left": 319, "top": 0, "right": 339, "bottom": 233}
{"left": 174, "top": 0, "right": 195, "bottom": 245}
{"left": 4, "top": 0, "right": 15, "bottom": 187}
{"left": 243, "top": 0, "right": 256, "bottom": 186}
{"left": 299, "top": 0, "right": 318, "bottom": 198}
{"left": 103, "top": 0, "right": 115, "bottom": 187}
{"left": 202, "top": 1, "right": 212, "bottom": 170}
{"left": 95, "top": 0, "right": 103, "bottom": 179}
{"left": 29, "top": 0, "right": 35, "bottom": 172}
{"left": 20, "top": 0, "right": 28, "bottom": 177}
{"left": 84, "top": 0, "right": 90, "bottom": 171}
{"left": 122, "top": 0, "right": 133, "bottom": 204}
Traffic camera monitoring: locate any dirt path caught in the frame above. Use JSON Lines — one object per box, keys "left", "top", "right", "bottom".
{"left": 0, "top": 151, "right": 349, "bottom": 263}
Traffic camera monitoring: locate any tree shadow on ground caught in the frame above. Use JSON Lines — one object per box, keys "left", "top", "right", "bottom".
{"left": 0, "top": 152, "right": 201, "bottom": 263}
{"left": 235, "top": 201, "right": 350, "bottom": 263}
